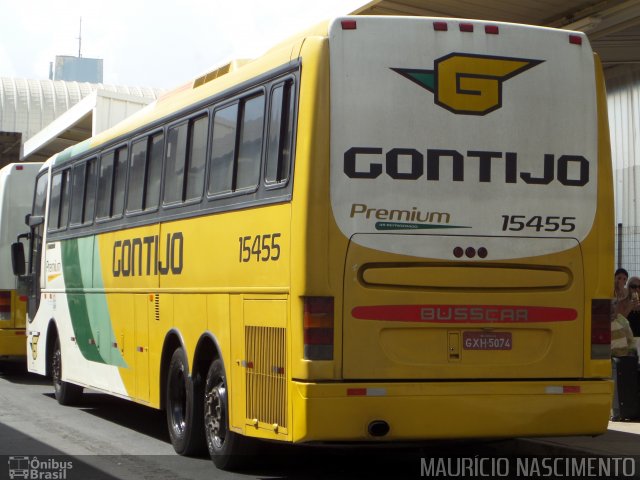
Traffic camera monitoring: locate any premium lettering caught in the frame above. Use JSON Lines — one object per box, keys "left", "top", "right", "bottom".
{"left": 350, "top": 203, "right": 450, "bottom": 224}
{"left": 113, "top": 232, "right": 183, "bottom": 277}
{"left": 344, "top": 147, "right": 589, "bottom": 186}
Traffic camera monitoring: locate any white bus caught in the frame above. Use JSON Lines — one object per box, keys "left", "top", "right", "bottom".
{"left": 1, "top": 163, "right": 42, "bottom": 357}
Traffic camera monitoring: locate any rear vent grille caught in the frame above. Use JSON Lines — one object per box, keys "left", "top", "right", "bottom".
{"left": 154, "top": 295, "right": 160, "bottom": 322}
{"left": 245, "top": 326, "right": 287, "bottom": 428}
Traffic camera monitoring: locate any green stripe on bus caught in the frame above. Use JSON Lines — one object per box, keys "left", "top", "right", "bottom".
{"left": 62, "top": 238, "right": 127, "bottom": 368}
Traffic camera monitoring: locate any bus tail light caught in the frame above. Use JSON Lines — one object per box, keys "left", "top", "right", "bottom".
{"left": 590, "top": 299, "right": 611, "bottom": 359}
{"left": 0, "top": 291, "right": 11, "bottom": 321}
{"left": 303, "top": 297, "right": 334, "bottom": 360}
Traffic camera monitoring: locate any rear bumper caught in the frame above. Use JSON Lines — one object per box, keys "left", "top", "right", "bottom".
{"left": 290, "top": 379, "right": 612, "bottom": 443}
{"left": 0, "top": 329, "right": 26, "bottom": 357}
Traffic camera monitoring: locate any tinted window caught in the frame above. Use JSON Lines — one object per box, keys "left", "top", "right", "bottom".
{"left": 97, "top": 152, "right": 115, "bottom": 219}
{"left": 266, "top": 81, "right": 294, "bottom": 184}
{"left": 145, "top": 133, "right": 164, "bottom": 210}
{"left": 208, "top": 104, "right": 237, "bottom": 196}
{"left": 33, "top": 173, "right": 48, "bottom": 217}
{"left": 112, "top": 147, "right": 128, "bottom": 217}
{"left": 97, "top": 146, "right": 127, "bottom": 220}
{"left": 84, "top": 158, "right": 97, "bottom": 223}
{"left": 58, "top": 170, "right": 71, "bottom": 229}
{"left": 70, "top": 163, "right": 87, "bottom": 225}
{"left": 236, "top": 94, "right": 264, "bottom": 190}
{"left": 185, "top": 115, "right": 208, "bottom": 201}
{"left": 164, "top": 123, "right": 188, "bottom": 204}
{"left": 48, "top": 172, "right": 62, "bottom": 230}
{"left": 127, "top": 139, "right": 147, "bottom": 212}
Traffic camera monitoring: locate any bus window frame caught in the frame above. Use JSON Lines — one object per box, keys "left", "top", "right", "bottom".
{"left": 69, "top": 157, "right": 98, "bottom": 229}
{"left": 126, "top": 128, "right": 164, "bottom": 218}
{"left": 206, "top": 87, "right": 266, "bottom": 203}
{"left": 264, "top": 76, "right": 296, "bottom": 190}
{"left": 162, "top": 109, "right": 210, "bottom": 210}
{"left": 95, "top": 143, "right": 129, "bottom": 224}
{"left": 47, "top": 168, "right": 71, "bottom": 233}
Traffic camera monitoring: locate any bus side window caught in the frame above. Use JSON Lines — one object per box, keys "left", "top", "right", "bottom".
{"left": 48, "top": 170, "right": 70, "bottom": 231}
{"left": 70, "top": 163, "right": 86, "bottom": 226}
{"left": 236, "top": 93, "right": 265, "bottom": 191}
{"left": 97, "top": 146, "right": 127, "bottom": 220}
{"left": 266, "top": 80, "right": 294, "bottom": 185}
{"left": 145, "top": 132, "right": 164, "bottom": 210}
{"left": 112, "top": 146, "right": 128, "bottom": 218}
{"left": 47, "top": 172, "right": 62, "bottom": 231}
{"left": 208, "top": 104, "right": 238, "bottom": 196}
{"left": 128, "top": 138, "right": 147, "bottom": 212}
{"left": 97, "top": 152, "right": 115, "bottom": 220}
{"left": 185, "top": 115, "right": 209, "bottom": 202}
{"left": 163, "top": 122, "right": 188, "bottom": 205}
{"left": 83, "top": 158, "right": 98, "bottom": 223}
{"left": 70, "top": 160, "right": 96, "bottom": 227}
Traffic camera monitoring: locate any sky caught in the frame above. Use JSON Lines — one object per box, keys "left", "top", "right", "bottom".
{"left": 0, "top": 0, "right": 367, "bottom": 90}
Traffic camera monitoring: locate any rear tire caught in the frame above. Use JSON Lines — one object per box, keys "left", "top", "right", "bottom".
{"left": 205, "top": 358, "right": 253, "bottom": 470}
{"left": 165, "top": 347, "right": 206, "bottom": 455}
{"left": 52, "top": 337, "right": 83, "bottom": 405}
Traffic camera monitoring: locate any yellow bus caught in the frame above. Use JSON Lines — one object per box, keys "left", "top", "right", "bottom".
{"left": 13, "top": 16, "right": 613, "bottom": 469}
{"left": 0, "top": 162, "right": 42, "bottom": 358}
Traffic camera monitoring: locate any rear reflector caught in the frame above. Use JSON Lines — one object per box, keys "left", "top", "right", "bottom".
{"left": 569, "top": 35, "right": 583, "bottom": 45}
{"left": 16, "top": 165, "right": 23, "bottom": 170}
{"left": 303, "top": 297, "right": 334, "bottom": 360}
{"left": 341, "top": 20, "right": 357, "bottom": 30}
{"left": 433, "top": 21, "right": 448, "bottom": 31}
{"left": 0, "top": 292, "right": 10, "bottom": 320}
{"left": 591, "top": 299, "right": 611, "bottom": 359}
{"left": 485, "top": 25, "right": 499, "bottom": 34}
{"left": 459, "top": 23, "right": 474, "bottom": 32}
{"left": 347, "top": 387, "right": 387, "bottom": 397}
{"left": 545, "top": 385, "right": 581, "bottom": 394}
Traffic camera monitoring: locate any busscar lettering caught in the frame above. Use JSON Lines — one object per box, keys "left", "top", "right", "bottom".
{"left": 343, "top": 147, "right": 589, "bottom": 186}
{"left": 421, "top": 307, "right": 528, "bottom": 322}
{"left": 113, "top": 232, "right": 183, "bottom": 277}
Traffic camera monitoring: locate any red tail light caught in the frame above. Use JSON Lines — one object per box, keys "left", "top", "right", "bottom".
{"left": 303, "top": 297, "right": 334, "bottom": 360}
{"left": 0, "top": 292, "right": 11, "bottom": 320}
{"left": 591, "top": 299, "right": 611, "bottom": 359}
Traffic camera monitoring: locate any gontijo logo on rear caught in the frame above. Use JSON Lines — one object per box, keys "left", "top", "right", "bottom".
{"left": 392, "top": 53, "right": 543, "bottom": 115}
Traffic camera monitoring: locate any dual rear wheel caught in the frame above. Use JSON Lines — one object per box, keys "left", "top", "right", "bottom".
{"left": 165, "top": 349, "right": 250, "bottom": 470}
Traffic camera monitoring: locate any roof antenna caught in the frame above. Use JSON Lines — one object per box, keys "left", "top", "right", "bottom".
{"left": 77, "top": 17, "right": 82, "bottom": 58}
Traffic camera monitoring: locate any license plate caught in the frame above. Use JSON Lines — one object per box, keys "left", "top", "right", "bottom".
{"left": 463, "top": 332, "right": 512, "bottom": 350}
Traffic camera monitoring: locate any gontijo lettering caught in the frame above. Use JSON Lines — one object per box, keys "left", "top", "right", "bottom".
{"left": 112, "top": 232, "right": 183, "bottom": 277}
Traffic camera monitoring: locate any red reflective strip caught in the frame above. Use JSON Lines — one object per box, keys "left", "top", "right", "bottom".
{"left": 347, "top": 388, "right": 367, "bottom": 396}
{"left": 459, "top": 23, "right": 474, "bottom": 32}
{"left": 19, "top": 296, "right": 28, "bottom": 302}
{"left": 15, "top": 331, "right": 25, "bottom": 335}
{"left": 341, "top": 20, "right": 357, "bottom": 30}
{"left": 16, "top": 165, "right": 24, "bottom": 170}
{"left": 433, "top": 22, "right": 448, "bottom": 31}
{"left": 485, "top": 25, "right": 499, "bottom": 34}
{"left": 352, "top": 305, "right": 578, "bottom": 323}
{"left": 569, "top": 35, "right": 582, "bottom": 45}
{"left": 563, "top": 386, "right": 580, "bottom": 394}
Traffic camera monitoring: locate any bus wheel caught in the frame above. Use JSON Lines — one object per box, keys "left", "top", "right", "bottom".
{"left": 165, "top": 348, "right": 205, "bottom": 456}
{"left": 205, "top": 359, "right": 252, "bottom": 470}
{"left": 52, "top": 337, "right": 83, "bottom": 405}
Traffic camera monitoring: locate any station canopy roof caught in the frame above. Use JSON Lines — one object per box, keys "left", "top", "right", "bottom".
{"left": 351, "top": 0, "right": 640, "bottom": 68}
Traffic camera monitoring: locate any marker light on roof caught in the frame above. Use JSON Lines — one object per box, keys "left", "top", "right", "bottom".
{"left": 341, "top": 20, "right": 357, "bottom": 30}
{"left": 485, "top": 25, "right": 500, "bottom": 34}
{"left": 433, "top": 21, "right": 448, "bottom": 31}
{"left": 569, "top": 35, "right": 583, "bottom": 45}
{"left": 460, "top": 23, "right": 474, "bottom": 32}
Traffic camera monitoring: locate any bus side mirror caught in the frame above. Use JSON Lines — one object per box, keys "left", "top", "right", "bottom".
{"left": 11, "top": 242, "right": 26, "bottom": 276}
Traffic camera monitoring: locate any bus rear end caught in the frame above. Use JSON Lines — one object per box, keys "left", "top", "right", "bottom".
{"left": 293, "top": 16, "right": 613, "bottom": 442}
{"left": 0, "top": 163, "right": 41, "bottom": 357}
